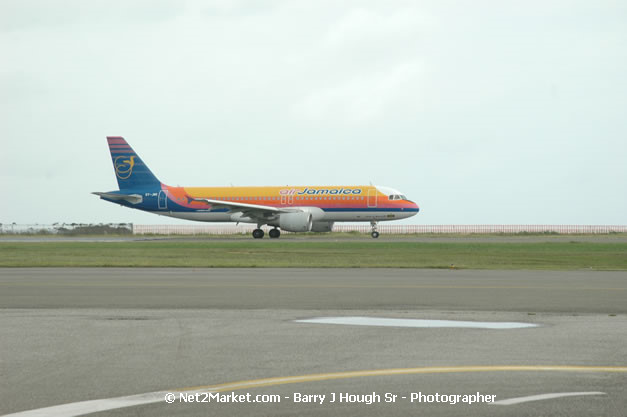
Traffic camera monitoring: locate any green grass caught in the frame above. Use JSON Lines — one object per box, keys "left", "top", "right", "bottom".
{"left": 1, "top": 241, "right": 626, "bottom": 269}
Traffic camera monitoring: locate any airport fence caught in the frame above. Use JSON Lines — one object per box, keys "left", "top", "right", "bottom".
{"left": 2, "top": 224, "right": 625, "bottom": 235}
{"left": 0, "top": 223, "right": 133, "bottom": 235}
{"left": 131, "top": 224, "right": 627, "bottom": 235}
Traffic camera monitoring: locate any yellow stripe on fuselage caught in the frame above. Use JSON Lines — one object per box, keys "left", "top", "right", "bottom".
{"left": 182, "top": 185, "right": 377, "bottom": 198}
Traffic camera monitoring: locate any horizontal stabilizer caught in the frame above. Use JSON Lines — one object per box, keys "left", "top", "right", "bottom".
{"left": 92, "top": 192, "right": 143, "bottom": 204}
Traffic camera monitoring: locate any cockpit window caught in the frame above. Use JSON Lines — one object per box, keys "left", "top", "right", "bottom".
{"left": 389, "top": 194, "right": 408, "bottom": 201}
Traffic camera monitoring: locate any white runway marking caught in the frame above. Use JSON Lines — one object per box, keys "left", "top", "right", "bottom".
{"left": 0, "top": 390, "right": 207, "bottom": 417}
{"left": 492, "top": 391, "right": 606, "bottom": 405}
{"left": 295, "top": 316, "right": 539, "bottom": 329}
{"left": 4, "top": 368, "right": 618, "bottom": 417}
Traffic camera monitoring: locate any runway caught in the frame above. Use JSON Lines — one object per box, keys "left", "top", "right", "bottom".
{"left": 1, "top": 268, "right": 626, "bottom": 416}
{"left": 2, "top": 268, "right": 626, "bottom": 313}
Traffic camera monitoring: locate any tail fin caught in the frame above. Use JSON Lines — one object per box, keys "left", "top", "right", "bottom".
{"left": 106, "top": 136, "right": 161, "bottom": 190}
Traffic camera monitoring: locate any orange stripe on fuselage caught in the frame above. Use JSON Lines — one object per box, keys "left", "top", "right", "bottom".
{"left": 163, "top": 185, "right": 413, "bottom": 210}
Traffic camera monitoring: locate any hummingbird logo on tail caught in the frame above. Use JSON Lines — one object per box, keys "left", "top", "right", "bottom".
{"left": 114, "top": 155, "right": 135, "bottom": 179}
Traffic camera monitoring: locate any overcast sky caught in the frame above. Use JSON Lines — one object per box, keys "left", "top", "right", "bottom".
{"left": 1, "top": 0, "right": 626, "bottom": 225}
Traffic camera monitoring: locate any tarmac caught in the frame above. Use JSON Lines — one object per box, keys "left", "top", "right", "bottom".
{"left": 1, "top": 268, "right": 626, "bottom": 416}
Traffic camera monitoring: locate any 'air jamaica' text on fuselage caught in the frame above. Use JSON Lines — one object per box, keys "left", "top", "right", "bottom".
{"left": 279, "top": 187, "right": 363, "bottom": 196}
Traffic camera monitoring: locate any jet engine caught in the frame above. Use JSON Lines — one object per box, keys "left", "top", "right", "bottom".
{"left": 311, "top": 221, "right": 334, "bottom": 232}
{"left": 278, "top": 212, "right": 313, "bottom": 232}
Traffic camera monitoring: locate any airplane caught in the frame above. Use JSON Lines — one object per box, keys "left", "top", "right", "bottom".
{"left": 93, "top": 137, "right": 419, "bottom": 238}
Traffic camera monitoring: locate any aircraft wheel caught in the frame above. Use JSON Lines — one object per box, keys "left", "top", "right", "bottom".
{"left": 371, "top": 231, "right": 380, "bottom": 239}
{"left": 252, "top": 229, "right": 265, "bottom": 239}
{"left": 269, "top": 228, "right": 281, "bottom": 238}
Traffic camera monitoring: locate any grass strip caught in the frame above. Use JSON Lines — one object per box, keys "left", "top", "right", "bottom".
{"left": 1, "top": 241, "right": 626, "bottom": 270}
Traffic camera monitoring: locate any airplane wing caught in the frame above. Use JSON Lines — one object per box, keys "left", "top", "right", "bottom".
{"left": 92, "top": 192, "right": 143, "bottom": 204}
{"left": 189, "top": 198, "right": 298, "bottom": 219}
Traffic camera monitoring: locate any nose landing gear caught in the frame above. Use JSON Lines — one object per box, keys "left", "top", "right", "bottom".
{"left": 370, "top": 221, "right": 379, "bottom": 238}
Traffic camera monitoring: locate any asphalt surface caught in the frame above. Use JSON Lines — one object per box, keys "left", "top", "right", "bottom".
{"left": 2, "top": 268, "right": 626, "bottom": 313}
{"left": 1, "top": 268, "right": 626, "bottom": 417}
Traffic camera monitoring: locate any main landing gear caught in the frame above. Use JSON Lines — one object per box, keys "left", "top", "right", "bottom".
{"left": 370, "top": 221, "right": 379, "bottom": 239}
{"left": 252, "top": 227, "right": 281, "bottom": 239}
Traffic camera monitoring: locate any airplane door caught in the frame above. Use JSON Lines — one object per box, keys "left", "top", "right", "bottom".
{"left": 158, "top": 190, "right": 167, "bottom": 209}
{"left": 280, "top": 194, "right": 293, "bottom": 205}
{"left": 281, "top": 194, "right": 294, "bottom": 205}
{"left": 367, "top": 189, "right": 377, "bottom": 207}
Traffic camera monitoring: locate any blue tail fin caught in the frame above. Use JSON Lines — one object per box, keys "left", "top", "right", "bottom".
{"left": 106, "top": 136, "right": 161, "bottom": 190}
